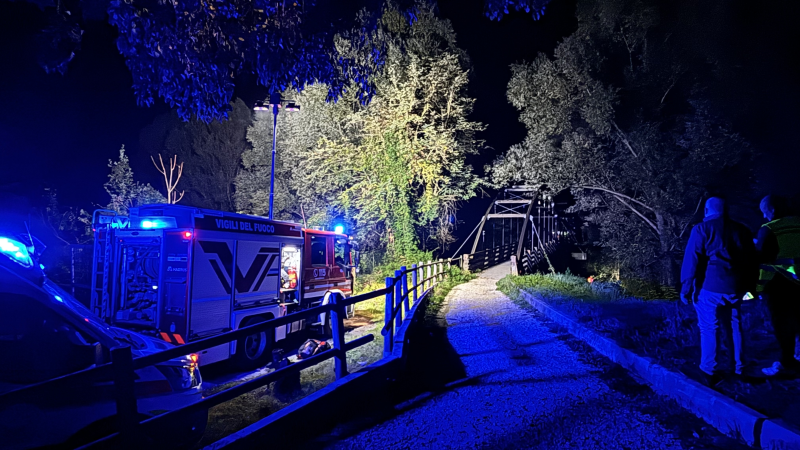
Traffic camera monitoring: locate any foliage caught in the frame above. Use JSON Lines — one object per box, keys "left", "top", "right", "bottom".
{"left": 104, "top": 146, "right": 166, "bottom": 216}
{"left": 354, "top": 249, "right": 435, "bottom": 295}
{"left": 491, "top": 0, "right": 753, "bottom": 285}
{"left": 43, "top": 188, "right": 92, "bottom": 245}
{"left": 498, "top": 272, "right": 599, "bottom": 301}
{"left": 237, "top": 3, "right": 483, "bottom": 259}
{"left": 30, "top": 0, "right": 552, "bottom": 121}
{"left": 427, "top": 265, "right": 476, "bottom": 311}
{"left": 484, "top": 0, "right": 554, "bottom": 21}
{"left": 141, "top": 98, "right": 252, "bottom": 211}
{"left": 30, "top": 0, "right": 420, "bottom": 121}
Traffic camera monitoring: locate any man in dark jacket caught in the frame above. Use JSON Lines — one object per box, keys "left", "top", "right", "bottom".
{"left": 681, "top": 197, "right": 757, "bottom": 381}
{"left": 755, "top": 195, "right": 800, "bottom": 376}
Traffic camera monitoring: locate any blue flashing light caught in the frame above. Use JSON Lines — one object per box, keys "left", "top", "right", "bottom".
{"left": 334, "top": 225, "right": 345, "bottom": 234}
{"left": 0, "top": 237, "right": 33, "bottom": 268}
{"left": 39, "top": 263, "right": 45, "bottom": 270}
{"left": 137, "top": 217, "right": 177, "bottom": 230}
{"left": 54, "top": 295, "right": 63, "bottom": 303}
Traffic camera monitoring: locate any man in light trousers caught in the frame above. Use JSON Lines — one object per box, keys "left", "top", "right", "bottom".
{"left": 681, "top": 197, "right": 758, "bottom": 385}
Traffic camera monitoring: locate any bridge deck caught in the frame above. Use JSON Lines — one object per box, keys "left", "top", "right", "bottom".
{"left": 311, "top": 262, "right": 745, "bottom": 450}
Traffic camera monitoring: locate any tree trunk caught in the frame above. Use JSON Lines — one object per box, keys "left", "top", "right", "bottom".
{"left": 656, "top": 212, "right": 678, "bottom": 287}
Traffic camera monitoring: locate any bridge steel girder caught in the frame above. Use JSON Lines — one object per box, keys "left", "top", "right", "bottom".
{"left": 471, "top": 187, "right": 538, "bottom": 258}
{"left": 515, "top": 198, "right": 536, "bottom": 262}
{"left": 470, "top": 201, "right": 496, "bottom": 255}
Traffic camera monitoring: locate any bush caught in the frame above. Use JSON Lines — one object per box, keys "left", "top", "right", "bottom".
{"left": 498, "top": 271, "right": 675, "bottom": 302}
{"left": 498, "top": 272, "right": 603, "bottom": 301}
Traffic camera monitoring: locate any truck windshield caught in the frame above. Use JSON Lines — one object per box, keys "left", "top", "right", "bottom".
{"left": 334, "top": 239, "right": 349, "bottom": 266}
{"left": 310, "top": 235, "right": 327, "bottom": 266}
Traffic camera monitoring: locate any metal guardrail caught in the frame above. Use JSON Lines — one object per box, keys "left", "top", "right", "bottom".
{"left": 1, "top": 258, "right": 460, "bottom": 449}
{"left": 517, "top": 241, "right": 558, "bottom": 275}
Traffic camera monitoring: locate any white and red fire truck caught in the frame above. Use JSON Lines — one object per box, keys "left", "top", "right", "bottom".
{"left": 90, "top": 204, "right": 356, "bottom": 369}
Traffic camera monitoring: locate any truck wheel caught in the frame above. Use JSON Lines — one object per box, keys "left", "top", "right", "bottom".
{"left": 233, "top": 316, "right": 273, "bottom": 371}
{"left": 322, "top": 311, "right": 332, "bottom": 338}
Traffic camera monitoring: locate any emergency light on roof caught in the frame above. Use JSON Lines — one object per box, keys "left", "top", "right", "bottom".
{"left": 0, "top": 237, "right": 33, "bottom": 268}
{"left": 334, "top": 225, "right": 345, "bottom": 234}
{"left": 138, "top": 217, "right": 177, "bottom": 229}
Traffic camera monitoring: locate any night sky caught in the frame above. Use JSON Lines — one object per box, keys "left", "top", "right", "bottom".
{"left": 1, "top": 0, "right": 798, "bottom": 220}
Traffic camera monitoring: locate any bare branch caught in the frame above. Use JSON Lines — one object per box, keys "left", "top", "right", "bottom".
{"left": 152, "top": 154, "right": 185, "bottom": 204}
{"left": 660, "top": 79, "right": 676, "bottom": 104}
{"left": 611, "top": 121, "right": 638, "bottom": 158}
{"left": 612, "top": 195, "right": 660, "bottom": 235}
{"left": 578, "top": 185, "right": 655, "bottom": 212}
{"left": 669, "top": 196, "right": 704, "bottom": 252}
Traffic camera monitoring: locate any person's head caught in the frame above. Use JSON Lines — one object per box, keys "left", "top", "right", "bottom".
{"left": 704, "top": 197, "right": 725, "bottom": 218}
{"left": 760, "top": 195, "right": 788, "bottom": 222}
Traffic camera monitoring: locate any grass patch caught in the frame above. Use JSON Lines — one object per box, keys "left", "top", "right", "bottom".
{"left": 497, "top": 272, "right": 623, "bottom": 302}
{"left": 427, "top": 266, "right": 476, "bottom": 316}
{"left": 197, "top": 323, "right": 384, "bottom": 447}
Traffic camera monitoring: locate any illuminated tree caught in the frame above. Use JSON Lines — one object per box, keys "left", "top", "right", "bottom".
{"left": 237, "top": 3, "right": 483, "bottom": 257}
{"left": 104, "top": 146, "right": 166, "bottom": 215}
{"left": 492, "top": 0, "right": 753, "bottom": 284}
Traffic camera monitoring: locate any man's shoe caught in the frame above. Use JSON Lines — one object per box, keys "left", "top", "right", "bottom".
{"left": 762, "top": 361, "right": 786, "bottom": 376}
{"left": 700, "top": 372, "right": 724, "bottom": 387}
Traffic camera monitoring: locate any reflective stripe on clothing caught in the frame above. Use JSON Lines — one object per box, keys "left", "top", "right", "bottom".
{"left": 758, "top": 216, "right": 800, "bottom": 292}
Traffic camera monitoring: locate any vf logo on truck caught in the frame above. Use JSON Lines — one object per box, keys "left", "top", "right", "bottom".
{"left": 198, "top": 241, "right": 279, "bottom": 294}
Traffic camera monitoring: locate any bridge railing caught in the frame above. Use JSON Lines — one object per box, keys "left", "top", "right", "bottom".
{"left": 381, "top": 258, "right": 456, "bottom": 356}
{"left": 463, "top": 243, "right": 515, "bottom": 272}
{"left": 0, "top": 258, "right": 460, "bottom": 449}
{"left": 516, "top": 241, "right": 558, "bottom": 275}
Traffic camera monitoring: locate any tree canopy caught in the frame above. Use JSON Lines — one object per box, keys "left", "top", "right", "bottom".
{"left": 492, "top": 0, "right": 753, "bottom": 284}
{"left": 141, "top": 98, "right": 252, "bottom": 211}
{"left": 236, "top": 3, "right": 483, "bottom": 259}
{"left": 30, "top": 0, "right": 553, "bottom": 121}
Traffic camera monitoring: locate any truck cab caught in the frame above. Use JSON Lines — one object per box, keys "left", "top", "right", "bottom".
{"left": 301, "top": 229, "right": 354, "bottom": 308}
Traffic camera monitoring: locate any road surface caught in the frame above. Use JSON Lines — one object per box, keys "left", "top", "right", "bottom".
{"left": 303, "top": 262, "right": 746, "bottom": 450}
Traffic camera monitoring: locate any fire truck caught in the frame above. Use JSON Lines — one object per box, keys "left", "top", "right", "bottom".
{"left": 89, "top": 204, "right": 356, "bottom": 370}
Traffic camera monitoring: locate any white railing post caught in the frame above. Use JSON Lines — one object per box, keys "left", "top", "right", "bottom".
{"left": 426, "top": 260, "right": 432, "bottom": 291}
{"left": 432, "top": 261, "right": 438, "bottom": 287}
{"left": 384, "top": 277, "right": 394, "bottom": 356}
{"left": 461, "top": 254, "right": 469, "bottom": 272}
{"left": 411, "top": 264, "right": 418, "bottom": 305}
{"left": 417, "top": 261, "right": 423, "bottom": 298}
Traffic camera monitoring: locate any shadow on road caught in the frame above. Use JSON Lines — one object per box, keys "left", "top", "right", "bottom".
{"left": 297, "top": 297, "right": 468, "bottom": 448}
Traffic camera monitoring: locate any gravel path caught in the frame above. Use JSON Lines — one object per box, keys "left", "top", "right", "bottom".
{"left": 319, "top": 263, "right": 743, "bottom": 450}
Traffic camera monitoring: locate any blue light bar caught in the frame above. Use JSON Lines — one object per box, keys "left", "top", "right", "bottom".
{"left": 334, "top": 225, "right": 345, "bottom": 234}
{"left": 0, "top": 237, "right": 33, "bottom": 268}
{"left": 138, "top": 217, "right": 177, "bottom": 229}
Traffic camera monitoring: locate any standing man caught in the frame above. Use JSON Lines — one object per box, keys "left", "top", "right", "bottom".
{"left": 681, "top": 197, "right": 757, "bottom": 384}
{"left": 755, "top": 195, "right": 800, "bottom": 376}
